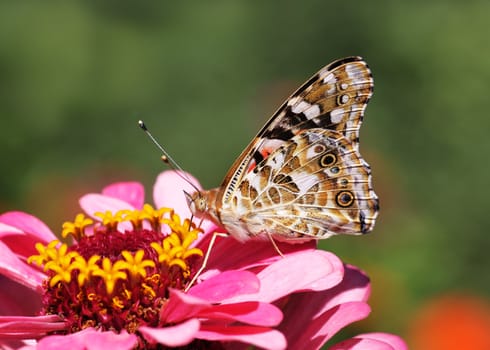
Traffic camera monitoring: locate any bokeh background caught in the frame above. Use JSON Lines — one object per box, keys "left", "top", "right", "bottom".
{"left": 1, "top": 1, "right": 489, "bottom": 349}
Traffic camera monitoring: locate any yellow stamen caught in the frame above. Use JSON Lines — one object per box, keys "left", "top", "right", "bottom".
{"left": 92, "top": 258, "right": 128, "bottom": 294}
{"left": 62, "top": 214, "right": 93, "bottom": 240}
{"left": 120, "top": 250, "right": 155, "bottom": 280}
{"left": 122, "top": 288, "right": 132, "bottom": 300}
{"left": 94, "top": 210, "right": 125, "bottom": 231}
{"left": 151, "top": 230, "right": 202, "bottom": 273}
{"left": 28, "top": 240, "right": 61, "bottom": 266}
{"left": 141, "top": 282, "right": 156, "bottom": 298}
{"left": 168, "top": 258, "right": 188, "bottom": 270}
{"left": 162, "top": 215, "right": 203, "bottom": 244}
{"left": 120, "top": 209, "right": 142, "bottom": 230}
{"left": 112, "top": 296, "right": 125, "bottom": 309}
{"left": 46, "top": 265, "right": 73, "bottom": 287}
{"left": 43, "top": 244, "right": 77, "bottom": 268}
{"left": 70, "top": 255, "right": 101, "bottom": 286}
{"left": 139, "top": 204, "right": 172, "bottom": 231}
{"left": 183, "top": 248, "right": 204, "bottom": 260}
{"left": 30, "top": 241, "right": 79, "bottom": 287}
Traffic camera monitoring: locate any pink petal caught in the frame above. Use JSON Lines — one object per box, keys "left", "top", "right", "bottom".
{"left": 197, "top": 324, "right": 286, "bottom": 350}
{"left": 8, "top": 341, "right": 33, "bottom": 350}
{"left": 329, "top": 334, "right": 408, "bottom": 350}
{"left": 199, "top": 301, "right": 283, "bottom": 327}
{"left": 0, "top": 222, "right": 24, "bottom": 237}
{"left": 37, "top": 328, "right": 137, "bottom": 350}
{"left": 284, "top": 301, "right": 371, "bottom": 350}
{"left": 351, "top": 333, "right": 408, "bottom": 350}
{"left": 224, "top": 250, "right": 343, "bottom": 303}
{"left": 139, "top": 319, "right": 200, "bottom": 347}
{"left": 329, "top": 338, "right": 393, "bottom": 350}
{"left": 0, "top": 241, "right": 45, "bottom": 291}
{"left": 0, "top": 315, "right": 65, "bottom": 338}
{"left": 278, "top": 265, "right": 372, "bottom": 348}
{"left": 0, "top": 233, "right": 45, "bottom": 261}
{"left": 0, "top": 276, "right": 42, "bottom": 316}
{"left": 152, "top": 171, "right": 218, "bottom": 234}
{"left": 163, "top": 285, "right": 281, "bottom": 327}
{"left": 85, "top": 330, "right": 138, "bottom": 350}
{"left": 0, "top": 212, "right": 56, "bottom": 243}
{"left": 317, "top": 265, "right": 371, "bottom": 310}
{"left": 80, "top": 194, "right": 136, "bottom": 216}
{"left": 160, "top": 289, "right": 212, "bottom": 324}
{"left": 188, "top": 270, "right": 260, "bottom": 303}
{"left": 102, "top": 182, "right": 145, "bottom": 209}
{"left": 285, "top": 265, "right": 369, "bottom": 322}
{"left": 199, "top": 234, "right": 316, "bottom": 272}
{"left": 79, "top": 194, "right": 134, "bottom": 231}
{"left": 153, "top": 170, "right": 200, "bottom": 215}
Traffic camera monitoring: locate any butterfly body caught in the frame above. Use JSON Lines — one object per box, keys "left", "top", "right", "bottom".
{"left": 189, "top": 57, "right": 379, "bottom": 243}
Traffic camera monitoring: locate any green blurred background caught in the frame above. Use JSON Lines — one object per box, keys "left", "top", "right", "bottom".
{"left": 1, "top": 1, "right": 489, "bottom": 348}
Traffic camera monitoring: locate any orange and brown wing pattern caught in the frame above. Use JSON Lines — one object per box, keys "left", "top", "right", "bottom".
{"left": 219, "top": 128, "right": 378, "bottom": 240}
{"left": 197, "top": 57, "right": 378, "bottom": 242}
{"left": 254, "top": 56, "right": 373, "bottom": 159}
{"left": 219, "top": 57, "right": 373, "bottom": 206}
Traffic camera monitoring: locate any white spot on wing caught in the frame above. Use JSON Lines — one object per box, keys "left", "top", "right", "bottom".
{"left": 304, "top": 104, "right": 320, "bottom": 119}
{"left": 323, "top": 73, "right": 335, "bottom": 83}
{"left": 331, "top": 108, "right": 344, "bottom": 124}
{"left": 345, "top": 63, "right": 363, "bottom": 79}
{"left": 249, "top": 172, "right": 264, "bottom": 191}
{"left": 291, "top": 100, "right": 311, "bottom": 114}
{"left": 269, "top": 151, "right": 285, "bottom": 171}
{"left": 261, "top": 139, "right": 286, "bottom": 152}
{"left": 287, "top": 96, "right": 300, "bottom": 106}
{"left": 290, "top": 172, "right": 318, "bottom": 194}
{"left": 291, "top": 100, "right": 321, "bottom": 120}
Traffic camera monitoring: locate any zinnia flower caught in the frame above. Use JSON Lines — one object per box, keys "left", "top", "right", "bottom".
{"left": 0, "top": 170, "right": 406, "bottom": 349}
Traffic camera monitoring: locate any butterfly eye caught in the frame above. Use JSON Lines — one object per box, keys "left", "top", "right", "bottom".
{"left": 320, "top": 153, "right": 337, "bottom": 167}
{"left": 336, "top": 191, "right": 354, "bottom": 207}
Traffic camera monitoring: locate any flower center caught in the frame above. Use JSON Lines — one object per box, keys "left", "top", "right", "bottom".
{"left": 28, "top": 204, "right": 203, "bottom": 335}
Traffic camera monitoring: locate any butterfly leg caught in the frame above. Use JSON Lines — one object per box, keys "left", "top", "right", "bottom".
{"left": 184, "top": 231, "right": 229, "bottom": 292}
{"left": 267, "top": 232, "right": 285, "bottom": 258}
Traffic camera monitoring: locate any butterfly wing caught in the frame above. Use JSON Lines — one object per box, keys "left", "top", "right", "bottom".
{"left": 210, "top": 56, "right": 377, "bottom": 240}
{"left": 219, "top": 56, "right": 373, "bottom": 200}
{"left": 221, "top": 128, "right": 378, "bottom": 240}
{"left": 258, "top": 56, "right": 372, "bottom": 148}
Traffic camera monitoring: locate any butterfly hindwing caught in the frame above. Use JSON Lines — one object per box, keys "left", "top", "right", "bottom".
{"left": 224, "top": 129, "right": 378, "bottom": 240}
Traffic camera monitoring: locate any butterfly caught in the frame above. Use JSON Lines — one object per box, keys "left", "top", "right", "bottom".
{"left": 187, "top": 56, "right": 379, "bottom": 243}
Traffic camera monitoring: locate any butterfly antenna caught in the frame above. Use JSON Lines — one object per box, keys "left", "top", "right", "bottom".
{"left": 138, "top": 120, "right": 200, "bottom": 193}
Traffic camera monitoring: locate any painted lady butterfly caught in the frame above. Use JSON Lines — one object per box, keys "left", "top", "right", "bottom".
{"left": 188, "top": 56, "right": 379, "bottom": 243}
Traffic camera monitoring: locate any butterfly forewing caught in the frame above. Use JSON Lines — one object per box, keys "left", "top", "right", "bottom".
{"left": 197, "top": 56, "right": 378, "bottom": 242}
{"left": 260, "top": 57, "right": 373, "bottom": 147}
{"left": 220, "top": 56, "right": 373, "bottom": 204}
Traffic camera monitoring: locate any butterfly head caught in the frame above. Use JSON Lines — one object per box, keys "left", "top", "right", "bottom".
{"left": 184, "top": 188, "right": 223, "bottom": 230}
{"left": 184, "top": 190, "right": 208, "bottom": 215}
